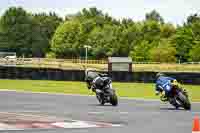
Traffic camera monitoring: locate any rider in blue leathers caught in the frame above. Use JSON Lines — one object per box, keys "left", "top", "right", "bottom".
{"left": 155, "top": 73, "right": 188, "bottom": 108}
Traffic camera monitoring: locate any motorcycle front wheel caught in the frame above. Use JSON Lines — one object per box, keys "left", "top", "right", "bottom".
{"left": 110, "top": 93, "right": 118, "bottom": 106}
{"left": 96, "top": 93, "right": 105, "bottom": 105}
{"left": 177, "top": 92, "right": 191, "bottom": 110}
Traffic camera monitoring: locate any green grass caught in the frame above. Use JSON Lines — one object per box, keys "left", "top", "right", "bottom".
{"left": 0, "top": 79, "right": 199, "bottom": 102}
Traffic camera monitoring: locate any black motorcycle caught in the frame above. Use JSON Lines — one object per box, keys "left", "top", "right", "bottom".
{"left": 94, "top": 76, "right": 118, "bottom": 106}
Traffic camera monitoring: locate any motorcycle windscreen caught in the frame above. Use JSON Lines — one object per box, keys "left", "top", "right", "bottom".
{"left": 162, "top": 81, "right": 172, "bottom": 93}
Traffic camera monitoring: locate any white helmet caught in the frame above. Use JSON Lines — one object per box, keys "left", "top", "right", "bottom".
{"left": 85, "top": 68, "right": 97, "bottom": 77}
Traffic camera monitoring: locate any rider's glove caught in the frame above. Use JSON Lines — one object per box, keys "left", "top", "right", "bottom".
{"left": 160, "top": 91, "right": 168, "bottom": 102}
{"left": 87, "top": 83, "right": 91, "bottom": 89}
{"left": 161, "top": 91, "right": 165, "bottom": 96}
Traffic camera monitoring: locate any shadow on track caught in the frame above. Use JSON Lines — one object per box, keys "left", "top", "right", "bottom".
{"left": 160, "top": 107, "right": 187, "bottom": 111}
{"left": 88, "top": 103, "right": 117, "bottom": 107}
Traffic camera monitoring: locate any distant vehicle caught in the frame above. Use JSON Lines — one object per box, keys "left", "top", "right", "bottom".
{"left": 4, "top": 55, "right": 17, "bottom": 62}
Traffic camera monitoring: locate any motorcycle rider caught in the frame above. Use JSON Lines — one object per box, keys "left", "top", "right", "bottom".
{"left": 85, "top": 68, "right": 108, "bottom": 92}
{"left": 155, "top": 72, "right": 188, "bottom": 108}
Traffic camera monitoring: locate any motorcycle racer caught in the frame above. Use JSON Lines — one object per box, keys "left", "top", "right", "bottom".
{"left": 155, "top": 72, "right": 188, "bottom": 108}
{"left": 85, "top": 68, "right": 108, "bottom": 92}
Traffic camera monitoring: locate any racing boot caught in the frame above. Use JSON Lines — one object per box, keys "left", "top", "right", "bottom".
{"left": 160, "top": 91, "right": 168, "bottom": 102}
{"left": 160, "top": 95, "right": 168, "bottom": 102}
{"left": 182, "top": 88, "right": 189, "bottom": 98}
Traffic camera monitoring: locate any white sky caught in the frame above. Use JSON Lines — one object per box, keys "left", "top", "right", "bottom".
{"left": 0, "top": 0, "right": 199, "bottom": 25}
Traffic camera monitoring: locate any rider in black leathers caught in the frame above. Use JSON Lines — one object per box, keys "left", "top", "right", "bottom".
{"left": 85, "top": 69, "right": 108, "bottom": 92}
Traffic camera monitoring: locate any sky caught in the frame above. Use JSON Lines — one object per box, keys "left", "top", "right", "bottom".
{"left": 0, "top": 0, "right": 199, "bottom": 25}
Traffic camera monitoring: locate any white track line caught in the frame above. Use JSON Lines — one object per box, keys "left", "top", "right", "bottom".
{"left": 88, "top": 112, "right": 129, "bottom": 115}
{"left": 0, "top": 89, "right": 199, "bottom": 103}
{"left": 52, "top": 121, "right": 99, "bottom": 128}
{"left": 192, "top": 112, "right": 200, "bottom": 114}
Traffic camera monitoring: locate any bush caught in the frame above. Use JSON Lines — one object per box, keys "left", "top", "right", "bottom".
{"left": 149, "top": 41, "right": 177, "bottom": 63}
{"left": 189, "top": 44, "right": 200, "bottom": 62}
{"left": 46, "top": 52, "right": 56, "bottom": 58}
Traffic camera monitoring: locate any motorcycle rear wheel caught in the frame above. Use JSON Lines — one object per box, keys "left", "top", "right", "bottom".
{"left": 110, "top": 93, "right": 118, "bottom": 106}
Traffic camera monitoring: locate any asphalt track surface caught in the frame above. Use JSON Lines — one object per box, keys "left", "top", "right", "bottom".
{"left": 0, "top": 91, "right": 199, "bottom": 133}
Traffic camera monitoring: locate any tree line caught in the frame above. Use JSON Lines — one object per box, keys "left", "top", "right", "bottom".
{"left": 0, "top": 7, "right": 200, "bottom": 62}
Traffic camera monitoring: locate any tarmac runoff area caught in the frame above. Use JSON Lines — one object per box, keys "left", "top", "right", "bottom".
{"left": 0, "top": 90, "right": 199, "bottom": 133}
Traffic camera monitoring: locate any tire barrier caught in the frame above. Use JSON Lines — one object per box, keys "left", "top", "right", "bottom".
{"left": 0, "top": 66, "right": 200, "bottom": 85}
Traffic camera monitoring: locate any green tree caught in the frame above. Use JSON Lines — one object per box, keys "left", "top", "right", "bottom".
{"left": 0, "top": 7, "right": 63, "bottom": 57}
{"left": 141, "top": 20, "right": 161, "bottom": 43}
{"left": 189, "top": 44, "right": 200, "bottom": 62}
{"left": 129, "top": 40, "right": 151, "bottom": 62}
{"left": 145, "top": 10, "right": 164, "bottom": 24}
{"left": 88, "top": 25, "right": 120, "bottom": 58}
{"left": 0, "top": 32, "right": 9, "bottom": 51}
{"left": 33, "top": 12, "right": 63, "bottom": 57}
{"left": 33, "top": 12, "right": 63, "bottom": 40}
{"left": 173, "top": 26, "right": 194, "bottom": 62}
{"left": 51, "top": 20, "right": 81, "bottom": 58}
{"left": 0, "top": 7, "right": 33, "bottom": 56}
{"left": 51, "top": 7, "right": 122, "bottom": 59}
{"left": 2, "top": 6, "right": 199, "bottom": 62}
{"left": 149, "top": 40, "right": 177, "bottom": 63}
{"left": 160, "top": 23, "right": 176, "bottom": 38}
{"left": 186, "top": 13, "right": 200, "bottom": 25}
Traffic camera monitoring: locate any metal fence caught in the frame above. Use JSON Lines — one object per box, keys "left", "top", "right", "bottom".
{"left": 1, "top": 57, "right": 200, "bottom": 65}
{"left": 0, "top": 58, "right": 107, "bottom": 64}
{"left": 0, "top": 58, "right": 108, "bottom": 70}
{"left": 1, "top": 58, "right": 200, "bottom": 72}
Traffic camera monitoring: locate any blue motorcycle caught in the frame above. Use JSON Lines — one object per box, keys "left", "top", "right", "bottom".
{"left": 160, "top": 81, "right": 191, "bottom": 110}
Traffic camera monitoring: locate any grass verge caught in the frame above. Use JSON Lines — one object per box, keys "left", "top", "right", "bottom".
{"left": 0, "top": 79, "right": 199, "bottom": 102}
